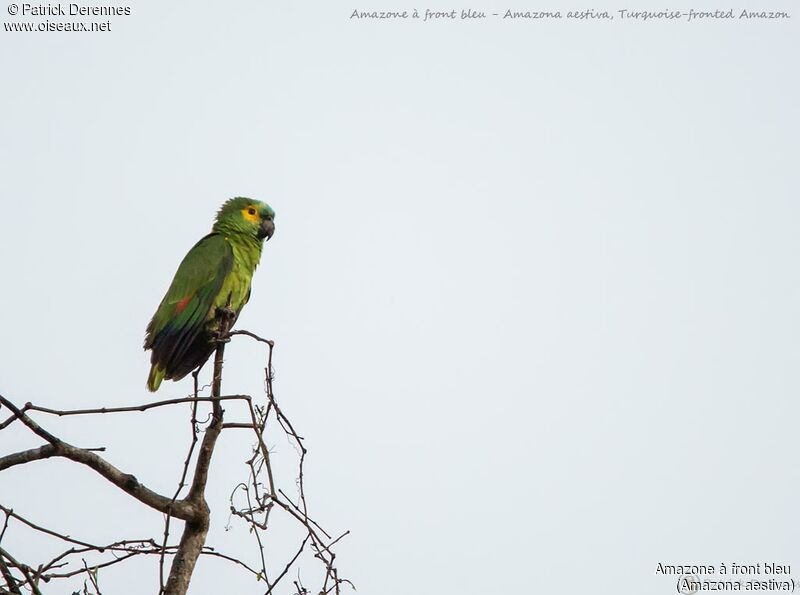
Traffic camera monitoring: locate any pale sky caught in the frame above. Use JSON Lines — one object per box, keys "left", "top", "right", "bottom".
{"left": 1, "top": 1, "right": 798, "bottom": 594}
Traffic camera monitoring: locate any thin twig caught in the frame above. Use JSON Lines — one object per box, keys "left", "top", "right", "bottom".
{"left": 23, "top": 395, "right": 252, "bottom": 417}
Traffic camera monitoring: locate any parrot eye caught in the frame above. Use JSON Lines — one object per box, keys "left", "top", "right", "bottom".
{"left": 247, "top": 207, "right": 257, "bottom": 216}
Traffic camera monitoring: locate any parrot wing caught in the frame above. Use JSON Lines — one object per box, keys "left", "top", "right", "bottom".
{"left": 145, "top": 233, "right": 234, "bottom": 384}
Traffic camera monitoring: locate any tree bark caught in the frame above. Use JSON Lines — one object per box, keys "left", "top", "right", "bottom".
{"left": 162, "top": 512, "right": 209, "bottom": 595}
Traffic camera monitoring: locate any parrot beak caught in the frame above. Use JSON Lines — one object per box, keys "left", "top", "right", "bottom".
{"left": 259, "top": 218, "right": 275, "bottom": 241}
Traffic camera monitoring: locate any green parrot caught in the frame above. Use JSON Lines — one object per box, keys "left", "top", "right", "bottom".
{"left": 144, "top": 197, "right": 275, "bottom": 392}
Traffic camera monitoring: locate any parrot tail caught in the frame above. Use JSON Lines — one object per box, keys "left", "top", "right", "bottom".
{"left": 147, "top": 364, "right": 166, "bottom": 392}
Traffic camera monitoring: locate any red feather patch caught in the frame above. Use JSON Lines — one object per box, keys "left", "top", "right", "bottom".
{"left": 175, "top": 296, "right": 192, "bottom": 314}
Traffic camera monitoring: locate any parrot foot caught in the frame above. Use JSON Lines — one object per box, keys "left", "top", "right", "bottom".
{"left": 216, "top": 306, "right": 236, "bottom": 321}
{"left": 212, "top": 328, "right": 232, "bottom": 343}
{"left": 213, "top": 306, "right": 236, "bottom": 342}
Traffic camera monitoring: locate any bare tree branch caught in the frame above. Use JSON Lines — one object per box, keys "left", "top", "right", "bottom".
{"left": 0, "top": 553, "right": 22, "bottom": 595}
{"left": 163, "top": 309, "right": 233, "bottom": 595}
{"left": 0, "top": 328, "right": 351, "bottom": 594}
{"left": 0, "top": 416, "right": 199, "bottom": 521}
{"left": 0, "top": 548, "right": 40, "bottom": 595}
{"left": 159, "top": 371, "right": 203, "bottom": 593}
{"left": 0, "top": 445, "right": 58, "bottom": 471}
{"left": 22, "top": 395, "right": 252, "bottom": 417}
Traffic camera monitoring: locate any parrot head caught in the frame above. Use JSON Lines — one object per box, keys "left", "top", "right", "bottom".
{"left": 213, "top": 197, "right": 275, "bottom": 241}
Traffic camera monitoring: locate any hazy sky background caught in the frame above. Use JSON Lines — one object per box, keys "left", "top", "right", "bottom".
{"left": 1, "top": 1, "right": 798, "bottom": 593}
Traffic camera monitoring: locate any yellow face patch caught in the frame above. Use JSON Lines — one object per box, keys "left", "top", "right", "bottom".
{"left": 241, "top": 206, "right": 260, "bottom": 223}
